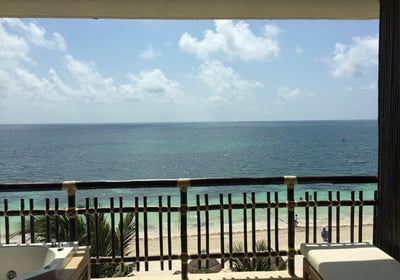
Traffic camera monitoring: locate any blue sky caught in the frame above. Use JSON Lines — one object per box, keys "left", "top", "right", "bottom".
{"left": 0, "top": 19, "right": 378, "bottom": 123}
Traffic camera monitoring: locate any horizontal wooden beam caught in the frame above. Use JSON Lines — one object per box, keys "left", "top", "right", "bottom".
{"left": 0, "top": 0, "right": 379, "bottom": 19}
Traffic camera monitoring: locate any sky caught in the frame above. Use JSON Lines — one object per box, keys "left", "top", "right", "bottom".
{"left": 0, "top": 19, "right": 378, "bottom": 124}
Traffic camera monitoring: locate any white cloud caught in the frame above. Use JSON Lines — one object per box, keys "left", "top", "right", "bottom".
{"left": 0, "top": 19, "right": 74, "bottom": 104}
{"left": 139, "top": 45, "right": 160, "bottom": 59}
{"left": 0, "top": 19, "right": 189, "bottom": 106}
{"left": 122, "top": 69, "right": 188, "bottom": 104}
{"left": 1, "top": 18, "right": 67, "bottom": 52}
{"left": 345, "top": 82, "right": 377, "bottom": 92}
{"left": 0, "top": 22, "right": 31, "bottom": 66}
{"left": 264, "top": 24, "right": 280, "bottom": 37}
{"left": 179, "top": 20, "right": 280, "bottom": 61}
{"left": 198, "top": 60, "right": 262, "bottom": 102}
{"left": 295, "top": 46, "right": 303, "bottom": 54}
{"left": 16, "top": 68, "right": 65, "bottom": 102}
{"left": 330, "top": 34, "right": 378, "bottom": 78}
{"left": 64, "top": 55, "right": 117, "bottom": 103}
{"left": 0, "top": 20, "right": 67, "bottom": 102}
{"left": 276, "top": 87, "right": 301, "bottom": 103}
{"left": 0, "top": 65, "right": 65, "bottom": 103}
{"left": 362, "top": 82, "right": 377, "bottom": 91}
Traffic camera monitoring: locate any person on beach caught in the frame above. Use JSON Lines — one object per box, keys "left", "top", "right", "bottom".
{"left": 321, "top": 227, "right": 329, "bottom": 241}
{"left": 294, "top": 214, "right": 299, "bottom": 227}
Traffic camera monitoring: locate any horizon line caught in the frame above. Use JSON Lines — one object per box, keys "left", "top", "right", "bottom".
{"left": 0, "top": 118, "right": 377, "bottom": 126}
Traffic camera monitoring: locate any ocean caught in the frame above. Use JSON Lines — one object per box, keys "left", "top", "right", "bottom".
{"left": 0, "top": 120, "right": 377, "bottom": 181}
{"left": 0, "top": 120, "right": 378, "bottom": 233}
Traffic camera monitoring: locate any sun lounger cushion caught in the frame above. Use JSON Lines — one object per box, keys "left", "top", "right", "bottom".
{"left": 300, "top": 243, "right": 400, "bottom": 280}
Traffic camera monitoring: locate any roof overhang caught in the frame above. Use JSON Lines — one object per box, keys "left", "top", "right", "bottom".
{"left": 0, "top": 0, "right": 379, "bottom": 19}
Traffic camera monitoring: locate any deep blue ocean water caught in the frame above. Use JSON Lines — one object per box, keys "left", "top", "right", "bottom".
{"left": 0, "top": 120, "right": 377, "bottom": 180}
{"left": 0, "top": 120, "right": 377, "bottom": 206}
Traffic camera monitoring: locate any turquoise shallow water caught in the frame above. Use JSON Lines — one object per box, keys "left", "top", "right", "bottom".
{"left": 0, "top": 120, "right": 378, "bottom": 233}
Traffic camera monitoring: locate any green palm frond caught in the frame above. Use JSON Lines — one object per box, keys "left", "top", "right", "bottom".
{"left": 116, "top": 212, "right": 135, "bottom": 255}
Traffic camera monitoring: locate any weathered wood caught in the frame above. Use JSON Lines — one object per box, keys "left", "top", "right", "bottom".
{"left": 350, "top": 191, "right": 355, "bottom": 243}
{"left": 219, "top": 193, "right": 225, "bottom": 268}
{"left": 0, "top": 0, "right": 379, "bottom": 20}
{"left": 336, "top": 192, "right": 341, "bottom": 243}
{"left": 376, "top": 0, "right": 400, "bottom": 261}
{"left": 0, "top": 176, "right": 376, "bottom": 192}
{"left": 158, "top": 196, "right": 164, "bottom": 270}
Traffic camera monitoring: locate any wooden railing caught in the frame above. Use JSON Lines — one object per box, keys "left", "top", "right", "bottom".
{"left": 0, "top": 175, "right": 377, "bottom": 279}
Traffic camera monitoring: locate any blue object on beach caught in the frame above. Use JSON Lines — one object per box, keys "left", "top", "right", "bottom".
{"left": 321, "top": 227, "right": 329, "bottom": 241}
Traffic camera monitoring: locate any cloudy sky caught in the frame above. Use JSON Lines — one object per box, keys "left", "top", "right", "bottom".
{"left": 0, "top": 19, "right": 378, "bottom": 124}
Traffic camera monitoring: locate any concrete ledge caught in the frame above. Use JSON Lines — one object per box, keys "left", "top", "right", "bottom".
{"left": 93, "top": 256, "right": 304, "bottom": 280}
{"left": 300, "top": 243, "right": 400, "bottom": 280}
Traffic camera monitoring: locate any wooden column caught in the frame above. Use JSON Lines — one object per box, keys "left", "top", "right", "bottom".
{"left": 376, "top": 0, "right": 400, "bottom": 261}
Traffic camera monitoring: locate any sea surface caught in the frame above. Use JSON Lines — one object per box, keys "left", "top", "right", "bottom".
{"left": 0, "top": 120, "right": 378, "bottom": 231}
{"left": 0, "top": 120, "right": 377, "bottom": 180}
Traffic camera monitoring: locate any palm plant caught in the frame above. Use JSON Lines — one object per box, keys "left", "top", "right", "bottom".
{"left": 231, "top": 240, "right": 286, "bottom": 272}
{"left": 30, "top": 210, "right": 135, "bottom": 278}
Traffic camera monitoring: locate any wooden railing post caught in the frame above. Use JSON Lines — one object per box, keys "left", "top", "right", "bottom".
{"left": 285, "top": 176, "right": 297, "bottom": 276}
{"left": 62, "top": 181, "right": 77, "bottom": 241}
{"left": 178, "top": 178, "right": 191, "bottom": 280}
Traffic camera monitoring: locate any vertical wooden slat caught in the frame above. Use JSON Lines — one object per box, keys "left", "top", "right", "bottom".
{"left": 110, "top": 197, "right": 116, "bottom": 272}
{"left": 228, "top": 193, "right": 233, "bottom": 268}
{"left": 67, "top": 188, "right": 77, "bottom": 242}
{"left": 286, "top": 178, "right": 296, "bottom": 276}
{"left": 267, "top": 192, "right": 271, "bottom": 268}
{"left": 251, "top": 192, "right": 256, "bottom": 267}
{"left": 196, "top": 194, "right": 202, "bottom": 270}
{"left": 135, "top": 196, "right": 140, "bottom": 271}
{"left": 313, "top": 192, "right": 317, "bottom": 243}
{"left": 29, "top": 199, "right": 34, "bottom": 242}
{"left": 45, "top": 198, "right": 50, "bottom": 242}
{"left": 373, "top": 190, "right": 378, "bottom": 244}
{"left": 158, "top": 196, "right": 164, "bottom": 270}
{"left": 85, "top": 198, "right": 91, "bottom": 247}
{"left": 55, "top": 198, "right": 59, "bottom": 242}
{"left": 20, "top": 199, "right": 25, "bottom": 244}
{"left": 305, "top": 192, "right": 310, "bottom": 243}
{"left": 119, "top": 196, "right": 125, "bottom": 273}
{"left": 219, "top": 193, "right": 225, "bottom": 268}
{"left": 205, "top": 194, "right": 210, "bottom": 269}
{"left": 94, "top": 197, "right": 100, "bottom": 276}
{"left": 243, "top": 193, "right": 248, "bottom": 261}
{"left": 350, "top": 191, "right": 355, "bottom": 243}
{"left": 178, "top": 181, "right": 189, "bottom": 280}
{"left": 4, "top": 199, "right": 9, "bottom": 244}
{"left": 336, "top": 192, "right": 341, "bottom": 243}
{"left": 144, "top": 196, "right": 149, "bottom": 271}
{"left": 358, "top": 191, "right": 364, "bottom": 242}
{"left": 167, "top": 196, "right": 172, "bottom": 270}
{"left": 328, "top": 191, "right": 332, "bottom": 243}
{"left": 274, "top": 192, "right": 279, "bottom": 267}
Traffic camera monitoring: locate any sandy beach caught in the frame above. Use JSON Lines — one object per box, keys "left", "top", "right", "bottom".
{"left": 136, "top": 224, "right": 373, "bottom": 255}
{"left": 126, "top": 224, "right": 374, "bottom": 277}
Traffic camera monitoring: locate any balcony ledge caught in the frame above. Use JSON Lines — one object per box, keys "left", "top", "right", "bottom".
{"left": 93, "top": 256, "right": 304, "bottom": 280}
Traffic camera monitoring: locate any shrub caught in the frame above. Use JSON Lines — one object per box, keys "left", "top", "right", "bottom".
{"left": 231, "top": 240, "right": 287, "bottom": 272}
